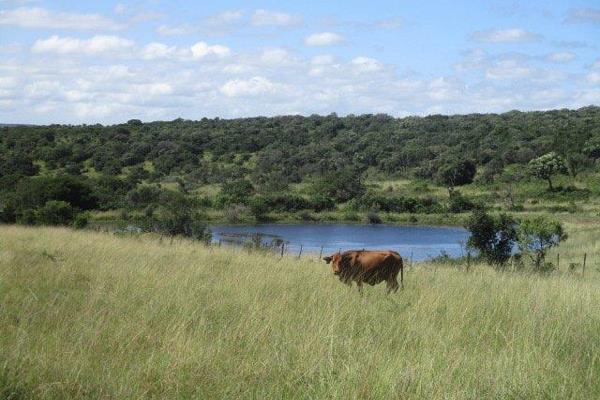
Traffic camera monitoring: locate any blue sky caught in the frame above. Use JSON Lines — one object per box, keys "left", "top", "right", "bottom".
{"left": 0, "top": 0, "right": 599, "bottom": 124}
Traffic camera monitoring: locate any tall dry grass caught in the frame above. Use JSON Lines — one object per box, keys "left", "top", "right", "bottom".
{"left": 1, "top": 225, "right": 599, "bottom": 399}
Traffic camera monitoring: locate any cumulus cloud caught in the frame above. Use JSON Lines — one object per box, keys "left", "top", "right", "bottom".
{"left": 471, "top": 28, "right": 539, "bottom": 43}
{"left": 156, "top": 24, "right": 196, "bottom": 36}
{"left": 141, "top": 42, "right": 180, "bottom": 60}
{"left": 260, "top": 48, "right": 296, "bottom": 66}
{"left": 32, "top": 35, "right": 134, "bottom": 55}
{"left": 305, "top": 32, "right": 344, "bottom": 46}
{"left": 351, "top": 57, "right": 383, "bottom": 72}
{"left": 220, "top": 76, "right": 278, "bottom": 97}
{"left": 565, "top": 8, "right": 600, "bottom": 25}
{"left": 157, "top": 10, "right": 244, "bottom": 36}
{"left": 251, "top": 9, "right": 300, "bottom": 27}
{"left": 204, "top": 10, "right": 244, "bottom": 28}
{"left": 311, "top": 54, "right": 335, "bottom": 65}
{"left": 485, "top": 59, "right": 534, "bottom": 80}
{"left": 547, "top": 52, "right": 575, "bottom": 63}
{"left": 190, "top": 42, "right": 230, "bottom": 59}
{"left": 2, "top": 29, "right": 598, "bottom": 124}
{"left": 0, "top": 7, "right": 125, "bottom": 30}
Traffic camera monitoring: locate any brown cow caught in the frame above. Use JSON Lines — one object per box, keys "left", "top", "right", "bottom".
{"left": 323, "top": 249, "right": 403, "bottom": 293}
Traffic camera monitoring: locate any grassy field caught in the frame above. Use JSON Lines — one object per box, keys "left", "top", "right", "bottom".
{"left": 1, "top": 225, "right": 600, "bottom": 399}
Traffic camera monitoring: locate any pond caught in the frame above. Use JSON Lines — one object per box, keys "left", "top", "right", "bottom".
{"left": 210, "top": 223, "right": 470, "bottom": 262}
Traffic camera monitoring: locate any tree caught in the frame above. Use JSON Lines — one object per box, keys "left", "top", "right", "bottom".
{"left": 35, "top": 200, "right": 74, "bottom": 226}
{"left": 528, "top": 152, "right": 567, "bottom": 191}
{"left": 217, "top": 179, "right": 254, "bottom": 206}
{"left": 517, "top": 216, "right": 566, "bottom": 271}
{"left": 313, "top": 168, "right": 365, "bottom": 202}
{"left": 465, "top": 210, "right": 517, "bottom": 266}
{"left": 437, "top": 159, "right": 477, "bottom": 188}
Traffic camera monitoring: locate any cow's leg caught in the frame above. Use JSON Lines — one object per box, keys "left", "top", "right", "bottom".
{"left": 386, "top": 279, "right": 399, "bottom": 293}
{"left": 356, "top": 280, "right": 363, "bottom": 295}
{"left": 400, "top": 265, "right": 404, "bottom": 290}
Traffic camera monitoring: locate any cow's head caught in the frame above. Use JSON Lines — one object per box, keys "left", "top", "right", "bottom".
{"left": 323, "top": 253, "right": 342, "bottom": 275}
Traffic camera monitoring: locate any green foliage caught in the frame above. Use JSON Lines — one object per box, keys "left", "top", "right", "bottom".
{"left": 448, "top": 191, "right": 478, "bottom": 213}
{"left": 34, "top": 201, "right": 74, "bottom": 226}
{"left": 216, "top": 179, "right": 254, "bottom": 206}
{"left": 518, "top": 216, "right": 567, "bottom": 270}
{"left": 528, "top": 152, "right": 568, "bottom": 190}
{"left": 313, "top": 169, "right": 365, "bottom": 202}
{"left": 466, "top": 210, "right": 518, "bottom": 266}
{"left": 436, "top": 159, "right": 477, "bottom": 187}
{"left": 72, "top": 212, "right": 89, "bottom": 229}
{"left": 127, "top": 185, "right": 163, "bottom": 208}
{"left": 349, "top": 193, "right": 442, "bottom": 214}
{"left": 365, "top": 211, "right": 382, "bottom": 224}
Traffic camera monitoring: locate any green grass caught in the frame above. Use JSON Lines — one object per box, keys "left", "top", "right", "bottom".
{"left": 1, "top": 225, "right": 600, "bottom": 399}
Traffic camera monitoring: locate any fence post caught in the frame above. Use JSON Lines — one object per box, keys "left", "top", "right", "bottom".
{"left": 466, "top": 251, "right": 471, "bottom": 273}
{"left": 556, "top": 253, "right": 560, "bottom": 270}
{"left": 280, "top": 243, "right": 285, "bottom": 257}
{"left": 298, "top": 245, "right": 303, "bottom": 259}
{"left": 409, "top": 250, "right": 413, "bottom": 269}
{"left": 583, "top": 253, "right": 587, "bottom": 277}
{"left": 218, "top": 239, "right": 222, "bottom": 247}
{"left": 318, "top": 245, "right": 323, "bottom": 261}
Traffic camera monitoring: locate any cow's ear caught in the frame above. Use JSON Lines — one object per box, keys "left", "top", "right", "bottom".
{"left": 323, "top": 256, "right": 332, "bottom": 264}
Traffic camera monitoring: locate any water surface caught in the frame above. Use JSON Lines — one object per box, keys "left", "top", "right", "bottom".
{"left": 210, "top": 223, "right": 469, "bottom": 262}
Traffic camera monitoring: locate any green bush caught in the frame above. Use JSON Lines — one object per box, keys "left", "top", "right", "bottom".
{"left": 72, "top": 212, "right": 89, "bottom": 229}
{"left": 436, "top": 159, "right": 477, "bottom": 187}
{"left": 448, "top": 191, "right": 478, "bottom": 213}
{"left": 518, "top": 216, "right": 567, "bottom": 270}
{"left": 465, "top": 210, "right": 517, "bottom": 266}
{"left": 35, "top": 201, "right": 74, "bottom": 226}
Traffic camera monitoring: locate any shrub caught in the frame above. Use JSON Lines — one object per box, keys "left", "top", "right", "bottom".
{"left": 72, "top": 212, "right": 89, "bottom": 229}
{"left": 14, "top": 175, "right": 97, "bottom": 211}
{"left": 436, "top": 159, "right": 477, "bottom": 187}
{"left": 313, "top": 169, "right": 365, "bottom": 202}
{"left": 309, "top": 194, "right": 335, "bottom": 212}
{"left": 365, "top": 212, "right": 382, "bottom": 224}
{"left": 218, "top": 179, "right": 254, "bottom": 206}
{"left": 517, "top": 216, "right": 567, "bottom": 270}
{"left": 465, "top": 210, "right": 517, "bottom": 266}
{"left": 35, "top": 201, "right": 74, "bottom": 226}
{"left": 448, "top": 191, "right": 477, "bottom": 213}
{"left": 126, "top": 185, "right": 163, "bottom": 208}
{"left": 249, "top": 196, "right": 269, "bottom": 220}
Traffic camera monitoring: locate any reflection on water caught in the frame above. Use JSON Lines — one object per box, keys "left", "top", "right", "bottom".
{"left": 210, "top": 223, "right": 469, "bottom": 262}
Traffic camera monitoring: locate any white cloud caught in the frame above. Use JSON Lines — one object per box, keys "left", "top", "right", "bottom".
{"left": 587, "top": 72, "right": 600, "bottom": 85}
{"left": 566, "top": 8, "right": 600, "bottom": 25}
{"left": 471, "top": 28, "right": 538, "bottom": 43}
{"left": 376, "top": 17, "right": 403, "bottom": 29}
{"left": 251, "top": 9, "right": 300, "bottom": 27}
{"left": 305, "top": 32, "right": 344, "bottom": 46}
{"left": 485, "top": 59, "right": 533, "bottom": 80}
{"left": 156, "top": 24, "right": 195, "bottom": 36}
{"left": 141, "top": 42, "right": 179, "bottom": 60}
{"left": 351, "top": 56, "right": 383, "bottom": 72}
{"left": 32, "top": 35, "right": 134, "bottom": 55}
{"left": 220, "top": 76, "right": 278, "bottom": 97}
{"left": 311, "top": 54, "right": 335, "bottom": 65}
{"left": 547, "top": 52, "right": 575, "bottom": 63}
{"left": 204, "top": 10, "right": 244, "bottom": 27}
{"left": 260, "top": 48, "right": 295, "bottom": 66}
{"left": 0, "top": 7, "right": 124, "bottom": 31}
{"left": 190, "top": 42, "right": 230, "bottom": 59}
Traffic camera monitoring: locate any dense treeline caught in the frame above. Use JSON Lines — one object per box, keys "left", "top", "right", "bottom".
{"left": 1, "top": 106, "right": 599, "bottom": 230}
